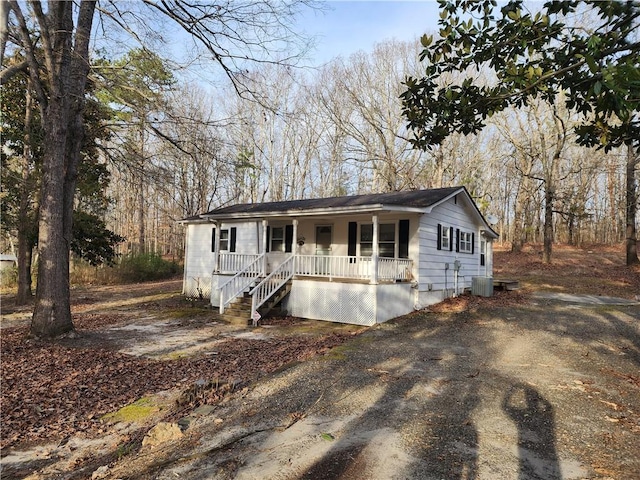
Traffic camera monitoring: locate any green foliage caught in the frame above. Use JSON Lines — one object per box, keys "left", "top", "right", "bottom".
{"left": 93, "top": 48, "right": 176, "bottom": 123}
{"left": 116, "top": 252, "right": 180, "bottom": 283}
{"left": 401, "top": 0, "right": 640, "bottom": 151}
{"left": 1, "top": 50, "right": 120, "bottom": 266}
{"left": 71, "top": 211, "right": 125, "bottom": 266}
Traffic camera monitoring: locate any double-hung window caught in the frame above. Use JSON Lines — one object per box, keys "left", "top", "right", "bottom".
{"left": 360, "top": 224, "right": 373, "bottom": 257}
{"left": 211, "top": 227, "right": 236, "bottom": 252}
{"left": 360, "top": 223, "right": 396, "bottom": 257}
{"left": 439, "top": 225, "right": 451, "bottom": 250}
{"left": 219, "top": 229, "right": 229, "bottom": 251}
{"left": 271, "top": 226, "right": 285, "bottom": 252}
{"left": 459, "top": 231, "right": 473, "bottom": 253}
{"left": 378, "top": 224, "right": 395, "bottom": 257}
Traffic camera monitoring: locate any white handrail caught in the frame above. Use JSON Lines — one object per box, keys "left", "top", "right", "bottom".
{"left": 250, "top": 255, "right": 295, "bottom": 323}
{"left": 294, "top": 255, "right": 412, "bottom": 281}
{"left": 219, "top": 253, "right": 265, "bottom": 314}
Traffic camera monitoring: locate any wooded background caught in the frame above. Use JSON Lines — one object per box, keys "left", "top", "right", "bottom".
{"left": 99, "top": 39, "right": 633, "bottom": 259}
{"left": 2, "top": 15, "right": 636, "bottom": 265}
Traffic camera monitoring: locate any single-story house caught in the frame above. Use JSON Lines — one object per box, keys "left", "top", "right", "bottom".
{"left": 181, "top": 186, "right": 498, "bottom": 326}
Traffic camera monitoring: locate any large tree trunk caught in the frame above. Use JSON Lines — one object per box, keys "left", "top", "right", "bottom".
{"left": 16, "top": 82, "right": 35, "bottom": 305}
{"left": 28, "top": 0, "right": 96, "bottom": 338}
{"left": 626, "top": 143, "right": 639, "bottom": 266}
{"left": 32, "top": 96, "right": 74, "bottom": 337}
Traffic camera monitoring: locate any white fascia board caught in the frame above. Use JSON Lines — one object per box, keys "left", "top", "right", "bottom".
{"left": 429, "top": 187, "right": 499, "bottom": 238}
{"left": 424, "top": 187, "right": 466, "bottom": 211}
{"left": 202, "top": 204, "right": 428, "bottom": 221}
{"left": 176, "top": 217, "right": 210, "bottom": 225}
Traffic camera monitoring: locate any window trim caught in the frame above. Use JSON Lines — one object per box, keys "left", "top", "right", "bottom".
{"left": 438, "top": 224, "right": 452, "bottom": 251}
{"left": 459, "top": 231, "right": 473, "bottom": 253}
{"left": 270, "top": 226, "right": 285, "bottom": 252}
{"left": 359, "top": 222, "right": 397, "bottom": 258}
{"left": 219, "top": 228, "right": 229, "bottom": 251}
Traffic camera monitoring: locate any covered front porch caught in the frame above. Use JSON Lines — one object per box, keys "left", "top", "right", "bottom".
{"left": 210, "top": 214, "right": 416, "bottom": 324}
{"left": 212, "top": 251, "right": 414, "bottom": 322}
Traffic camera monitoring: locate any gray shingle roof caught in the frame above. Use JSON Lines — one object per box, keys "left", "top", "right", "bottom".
{"left": 202, "top": 187, "right": 464, "bottom": 217}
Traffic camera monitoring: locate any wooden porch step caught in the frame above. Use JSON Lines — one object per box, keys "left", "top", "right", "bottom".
{"left": 218, "top": 280, "right": 292, "bottom": 326}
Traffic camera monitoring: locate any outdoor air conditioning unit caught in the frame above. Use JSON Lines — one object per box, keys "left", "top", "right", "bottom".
{"left": 472, "top": 276, "right": 493, "bottom": 297}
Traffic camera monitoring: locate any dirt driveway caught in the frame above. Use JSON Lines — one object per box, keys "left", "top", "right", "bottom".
{"left": 2, "top": 278, "right": 639, "bottom": 480}
{"left": 91, "top": 293, "right": 638, "bottom": 479}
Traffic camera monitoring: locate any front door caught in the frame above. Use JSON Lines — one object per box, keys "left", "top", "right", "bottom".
{"left": 315, "top": 225, "right": 332, "bottom": 275}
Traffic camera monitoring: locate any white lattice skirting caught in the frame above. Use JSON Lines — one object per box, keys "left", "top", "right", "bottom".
{"left": 183, "top": 276, "right": 212, "bottom": 299}
{"left": 282, "top": 280, "right": 414, "bottom": 326}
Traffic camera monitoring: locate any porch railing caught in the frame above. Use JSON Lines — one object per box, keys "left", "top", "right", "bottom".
{"left": 219, "top": 253, "right": 265, "bottom": 314}
{"left": 294, "top": 255, "right": 412, "bottom": 282}
{"left": 378, "top": 257, "right": 413, "bottom": 281}
{"left": 219, "top": 253, "right": 262, "bottom": 273}
{"left": 250, "top": 255, "right": 295, "bottom": 323}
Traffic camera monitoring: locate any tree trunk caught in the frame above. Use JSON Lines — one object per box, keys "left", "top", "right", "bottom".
{"left": 511, "top": 190, "right": 524, "bottom": 253}
{"left": 16, "top": 231, "right": 34, "bottom": 304}
{"left": 542, "top": 183, "right": 554, "bottom": 263}
{"left": 16, "top": 82, "right": 35, "bottom": 305}
{"left": 31, "top": 97, "right": 75, "bottom": 337}
{"left": 29, "top": 0, "right": 96, "bottom": 338}
{"left": 626, "top": 143, "right": 639, "bottom": 266}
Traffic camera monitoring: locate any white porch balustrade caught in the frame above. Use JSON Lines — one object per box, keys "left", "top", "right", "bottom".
{"left": 218, "top": 253, "right": 263, "bottom": 273}
{"left": 218, "top": 253, "right": 413, "bottom": 282}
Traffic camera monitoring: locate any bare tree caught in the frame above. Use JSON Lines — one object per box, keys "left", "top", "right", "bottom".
{"left": 2, "top": 0, "right": 319, "bottom": 338}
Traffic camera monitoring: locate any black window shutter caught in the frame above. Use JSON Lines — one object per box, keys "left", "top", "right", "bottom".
{"left": 399, "top": 219, "right": 410, "bottom": 258}
{"left": 437, "top": 224, "right": 442, "bottom": 250}
{"left": 266, "top": 226, "right": 271, "bottom": 252}
{"left": 230, "top": 227, "right": 237, "bottom": 252}
{"left": 285, "top": 224, "right": 294, "bottom": 253}
{"left": 449, "top": 227, "right": 454, "bottom": 251}
{"left": 348, "top": 222, "right": 357, "bottom": 256}
{"left": 471, "top": 233, "right": 475, "bottom": 254}
{"left": 456, "top": 228, "right": 460, "bottom": 252}
{"left": 211, "top": 227, "right": 216, "bottom": 252}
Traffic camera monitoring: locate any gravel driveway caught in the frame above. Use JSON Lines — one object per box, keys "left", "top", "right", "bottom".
{"left": 103, "top": 294, "right": 640, "bottom": 480}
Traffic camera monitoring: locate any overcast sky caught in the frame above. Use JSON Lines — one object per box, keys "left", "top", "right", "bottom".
{"left": 297, "top": 0, "right": 441, "bottom": 65}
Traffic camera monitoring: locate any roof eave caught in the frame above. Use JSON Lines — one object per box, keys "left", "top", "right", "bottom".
{"left": 201, "top": 203, "right": 428, "bottom": 220}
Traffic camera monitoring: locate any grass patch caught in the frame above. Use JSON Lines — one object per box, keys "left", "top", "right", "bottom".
{"left": 101, "top": 397, "right": 160, "bottom": 424}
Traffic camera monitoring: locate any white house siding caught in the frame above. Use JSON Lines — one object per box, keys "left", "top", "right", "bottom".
{"left": 282, "top": 279, "right": 413, "bottom": 325}
{"left": 183, "top": 221, "right": 261, "bottom": 297}
{"left": 416, "top": 194, "right": 492, "bottom": 307}
{"left": 183, "top": 223, "right": 215, "bottom": 298}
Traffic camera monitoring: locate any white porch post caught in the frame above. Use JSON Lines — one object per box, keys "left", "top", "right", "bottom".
{"left": 213, "top": 221, "right": 221, "bottom": 273}
{"left": 262, "top": 219, "right": 268, "bottom": 275}
{"left": 292, "top": 218, "right": 299, "bottom": 256}
{"left": 371, "top": 214, "right": 379, "bottom": 285}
